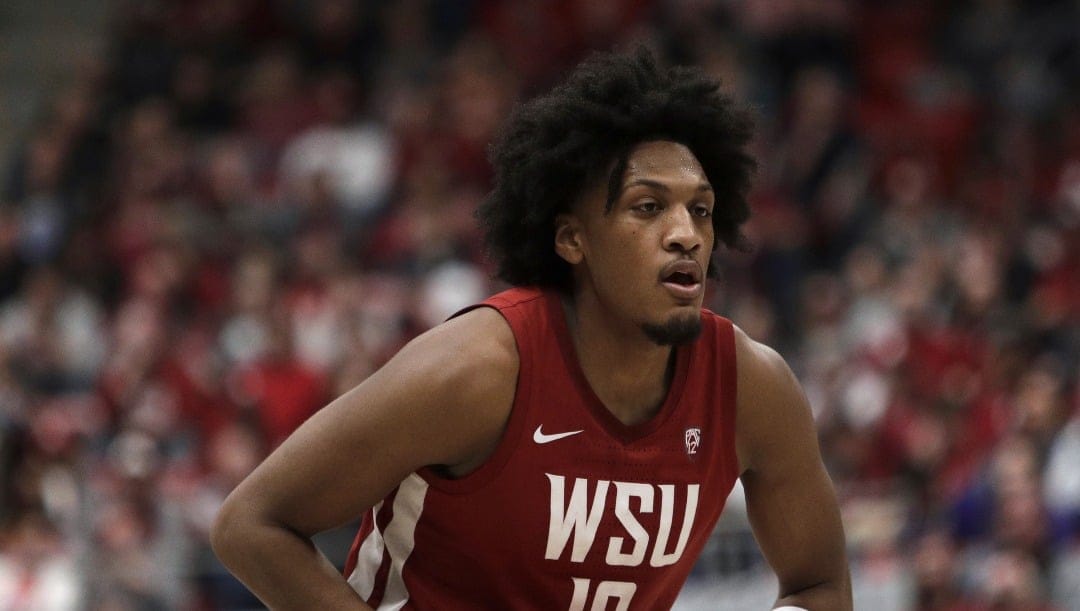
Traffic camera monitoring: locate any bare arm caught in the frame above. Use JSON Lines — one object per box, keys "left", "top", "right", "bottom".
{"left": 210, "top": 308, "right": 518, "bottom": 610}
{"left": 733, "top": 328, "right": 852, "bottom": 611}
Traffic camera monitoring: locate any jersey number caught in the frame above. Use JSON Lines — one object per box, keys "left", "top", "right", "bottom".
{"left": 569, "top": 577, "right": 636, "bottom": 611}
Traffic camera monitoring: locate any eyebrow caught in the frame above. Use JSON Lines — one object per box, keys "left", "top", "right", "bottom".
{"left": 622, "top": 178, "right": 714, "bottom": 193}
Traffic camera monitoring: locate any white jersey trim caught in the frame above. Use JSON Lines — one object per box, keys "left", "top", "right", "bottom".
{"left": 377, "top": 473, "right": 429, "bottom": 610}
{"left": 346, "top": 501, "right": 385, "bottom": 600}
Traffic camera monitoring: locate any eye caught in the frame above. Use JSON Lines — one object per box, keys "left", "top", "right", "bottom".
{"left": 633, "top": 201, "right": 662, "bottom": 214}
{"left": 692, "top": 204, "right": 712, "bottom": 218}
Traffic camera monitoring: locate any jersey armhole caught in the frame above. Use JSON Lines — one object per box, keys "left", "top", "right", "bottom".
{"left": 417, "top": 302, "right": 532, "bottom": 495}
{"left": 718, "top": 318, "right": 740, "bottom": 485}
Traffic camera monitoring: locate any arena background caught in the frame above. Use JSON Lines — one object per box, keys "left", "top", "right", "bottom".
{"left": 0, "top": 1, "right": 1077, "bottom": 609}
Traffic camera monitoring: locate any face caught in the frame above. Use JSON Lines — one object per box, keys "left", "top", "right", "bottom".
{"left": 556, "top": 140, "right": 715, "bottom": 345}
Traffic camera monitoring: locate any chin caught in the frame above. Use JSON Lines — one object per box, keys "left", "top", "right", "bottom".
{"left": 642, "top": 312, "right": 702, "bottom": 346}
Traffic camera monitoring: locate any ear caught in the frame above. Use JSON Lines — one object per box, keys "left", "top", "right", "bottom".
{"left": 553, "top": 213, "right": 585, "bottom": 265}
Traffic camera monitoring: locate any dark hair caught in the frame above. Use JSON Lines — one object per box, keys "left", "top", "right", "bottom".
{"left": 477, "top": 47, "right": 756, "bottom": 291}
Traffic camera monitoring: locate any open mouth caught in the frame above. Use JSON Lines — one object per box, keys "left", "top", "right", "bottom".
{"left": 659, "top": 261, "right": 703, "bottom": 300}
{"left": 665, "top": 271, "right": 697, "bottom": 286}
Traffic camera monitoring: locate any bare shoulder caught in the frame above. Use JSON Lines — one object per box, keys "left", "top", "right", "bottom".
{"left": 369, "top": 305, "right": 519, "bottom": 474}
{"left": 393, "top": 306, "right": 518, "bottom": 405}
{"left": 429, "top": 305, "right": 518, "bottom": 370}
{"left": 730, "top": 328, "right": 799, "bottom": 399}
{"left": 382, "top": 304, "right": 520, "bottom": 420}
{"left": 731, "top": 325, "right": 814, "bottom": 475}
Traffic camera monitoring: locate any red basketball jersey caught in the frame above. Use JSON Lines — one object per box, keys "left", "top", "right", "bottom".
{"left": 343, "top": 287, "right": 740, "bottom": 609}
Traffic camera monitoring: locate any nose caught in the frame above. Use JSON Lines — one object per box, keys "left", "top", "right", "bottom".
{"left": 662, "top": 207, "right": 703, "bottom": 254}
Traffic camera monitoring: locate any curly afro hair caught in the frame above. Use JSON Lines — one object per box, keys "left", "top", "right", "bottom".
{"left": 476, "top": 46, "right": 757, "bottom": 292}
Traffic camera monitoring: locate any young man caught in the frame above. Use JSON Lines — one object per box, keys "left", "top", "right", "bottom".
{"left": 212, "top": 49, "right": 851, "bottom": 610}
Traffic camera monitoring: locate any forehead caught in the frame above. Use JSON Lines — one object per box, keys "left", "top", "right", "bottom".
{"left": 622, "top": 140, "right": 707, "bottom": 183}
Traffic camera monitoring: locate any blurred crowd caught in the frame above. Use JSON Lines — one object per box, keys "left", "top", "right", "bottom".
{"left": 0, "top": 0, "right": 1076, "bottom": 609}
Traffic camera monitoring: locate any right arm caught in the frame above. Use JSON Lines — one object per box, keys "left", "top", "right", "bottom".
{"left": 210, "top": 308, "right": 518, "bottom": 610}
{"left": 732, "top": 328, "right": 851, "bottom": 610}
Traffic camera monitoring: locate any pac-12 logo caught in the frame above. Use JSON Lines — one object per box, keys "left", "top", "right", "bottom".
{"left": 684, "top": 428, "right": 701, "bottom": 456}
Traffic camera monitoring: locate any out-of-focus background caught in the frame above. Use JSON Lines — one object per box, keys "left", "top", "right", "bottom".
{"left": 0, "top": 0, "right": 1076, "bottom": 609}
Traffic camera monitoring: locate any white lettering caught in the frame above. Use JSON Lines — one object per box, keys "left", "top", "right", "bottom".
{"left": 605, "top": 482, "right": 653, "bottom": 567}
{"left": 546, "top": 475, "right": 700, "bottom": 569}
{"left": 649, "top": 484, "right": 699, "bottom": 567}
{"left": 546, "top": 474, "right": 609, "bottom": 562}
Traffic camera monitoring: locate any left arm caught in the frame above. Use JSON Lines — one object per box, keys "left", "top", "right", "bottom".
{"left": 733, "top": 327, "right": 852, "bottom": 611}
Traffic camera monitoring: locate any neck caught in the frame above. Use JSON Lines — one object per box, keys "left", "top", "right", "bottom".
{"left": 560, "top": 291, "right": 675, "bottom": 426}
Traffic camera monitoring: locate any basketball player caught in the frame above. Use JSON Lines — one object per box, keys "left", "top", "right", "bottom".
{"left": 212, "top": 48, "right": 852, "bottom": 610}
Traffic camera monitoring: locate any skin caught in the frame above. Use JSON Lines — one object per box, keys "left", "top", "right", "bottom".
{"left": 211, "top": 140, "right": 851, "bottom": 610}
{"left": 553, "top": 140, "right": 718, "bottom": 424}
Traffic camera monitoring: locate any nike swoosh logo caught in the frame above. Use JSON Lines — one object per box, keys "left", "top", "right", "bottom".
{"left": 533, "top": 425, "right": 584, "bottom": 444}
